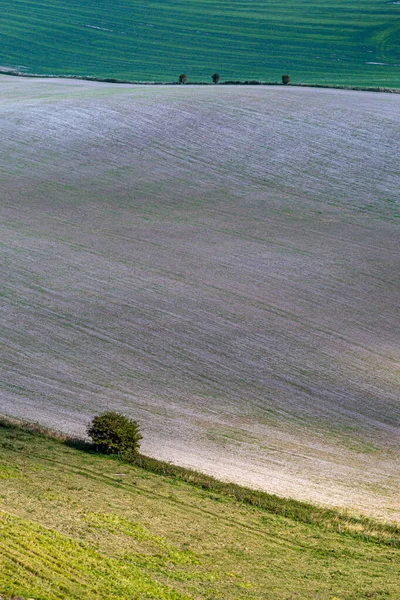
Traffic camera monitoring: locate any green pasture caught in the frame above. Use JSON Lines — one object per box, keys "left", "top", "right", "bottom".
{"left": 1, "top": 0, "right": 400, "bottom": 86}
{"left": 0, "top": 420, "right": 399, "bottom": 600}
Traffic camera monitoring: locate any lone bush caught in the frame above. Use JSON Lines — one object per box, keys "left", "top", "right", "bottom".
{"left": 87, "top": 411, "right": 142, "bottom": 455}
{"left": 282, "top": 74, "right": 290, "bottom": 85}
{"left": 178, "top": 73, "right": 188, "bottom": 84}
{"left": 212, "top": 72, "right": 220, "bottom": 84}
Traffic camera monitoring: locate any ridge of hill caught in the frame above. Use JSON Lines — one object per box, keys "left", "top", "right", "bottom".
{"left": 0, "top": 417, "right": 399, "bottom": 600}
{"left": 1, "top": 0, "right": 400, "bottom": 87}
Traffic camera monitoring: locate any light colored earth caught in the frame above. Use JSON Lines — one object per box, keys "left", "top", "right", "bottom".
{"left": 1, "top": 76, "right": 399, "bottom": 522}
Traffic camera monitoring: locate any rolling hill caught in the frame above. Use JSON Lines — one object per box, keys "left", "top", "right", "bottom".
{"left": 0, "top": 419, "right": 399, "bottom": 600}
{"left": 1, "top": 0, "right": 400, "bottom": 86}
{"left": 1, "top": 75, "right": 399, "bottom": 521}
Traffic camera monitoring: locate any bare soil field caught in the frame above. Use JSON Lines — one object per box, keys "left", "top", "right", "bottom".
{"left": 1, "top": 75, "right": 399, "bottom": 521}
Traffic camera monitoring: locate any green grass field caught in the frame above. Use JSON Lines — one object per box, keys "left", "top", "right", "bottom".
{"left": 0, "top": 418, "right": 399, "bottom": 600}
{"left": 1, "top": 0, "right": 400, "bottom": 86}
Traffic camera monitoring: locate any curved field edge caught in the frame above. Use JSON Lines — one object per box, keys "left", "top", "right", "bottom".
{"left": 1, "top": 0, "right": 400, "bottom": 88}
{"left": 1, "top": 69, "right": 400, "bottom": 94}
{"left": 1, "top": 415, "right": 399, "bottom": 546}
{"left": 0, "top": 417, "right": 399, "bottom": 600}
{"left": 1, "top": 76, "right": 399, "bottom": 524}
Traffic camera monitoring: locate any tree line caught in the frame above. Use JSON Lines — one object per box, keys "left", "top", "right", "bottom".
{"left": 179, "top": 73, "right": 291, "bottom": 84}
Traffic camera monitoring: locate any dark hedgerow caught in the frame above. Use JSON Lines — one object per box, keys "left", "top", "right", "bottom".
{"left": 87, "top": 411, "right": 142, "bottom": 455}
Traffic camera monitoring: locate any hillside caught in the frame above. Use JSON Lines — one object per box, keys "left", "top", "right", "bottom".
{"left": 0, "top": 419, "right": 399, "bottom": 600}
{"left": 1, "top": 0, "right": 400, "bottom": 86}
{"left": 0, "top": 75, "right": 399, "bottom": 521}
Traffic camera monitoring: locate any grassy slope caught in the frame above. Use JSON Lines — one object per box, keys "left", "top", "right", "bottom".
{"left": 0, "top": 422, "right": 399, "bottom": 600}
{"left": 1, "top": 76, "right": 399, "bottom": 521}
{"left": 1, "top": 0, "right": 400, "bottom": 86}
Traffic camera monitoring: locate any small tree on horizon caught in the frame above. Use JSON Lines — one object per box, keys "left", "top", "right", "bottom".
{"left": 282, "top": 74, "right": 290, "bottom": 85}
{"left": 212, "top": 72, "right": 221, "bottom": 84}
{"left": 87, "top": 411, "right": 142, "bottom": 455}
{"left": 179, "top": 73, "right": 188, "bottom": 84}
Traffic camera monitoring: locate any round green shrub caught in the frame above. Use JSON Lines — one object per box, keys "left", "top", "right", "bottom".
{"left": 87, "top": 411, "right": 142, "bottom": 455}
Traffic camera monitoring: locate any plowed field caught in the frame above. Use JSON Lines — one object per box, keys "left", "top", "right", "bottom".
{"left": 1, "top": 75, "right": 399, "bottom": 520}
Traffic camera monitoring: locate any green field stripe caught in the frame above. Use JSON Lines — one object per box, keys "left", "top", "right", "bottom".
{"left": 0, "top": 422, "right": 399, "bottom": 598}
{"left": 0, "top": 512, "right": 192, "bottom": 600}
{"left": 0, "top": 0, "right": 399, "bottom": 84}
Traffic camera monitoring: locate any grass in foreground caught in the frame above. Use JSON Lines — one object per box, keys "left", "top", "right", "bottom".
{"left": 0, "top": 417, "right": 399, "bottom": 600}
